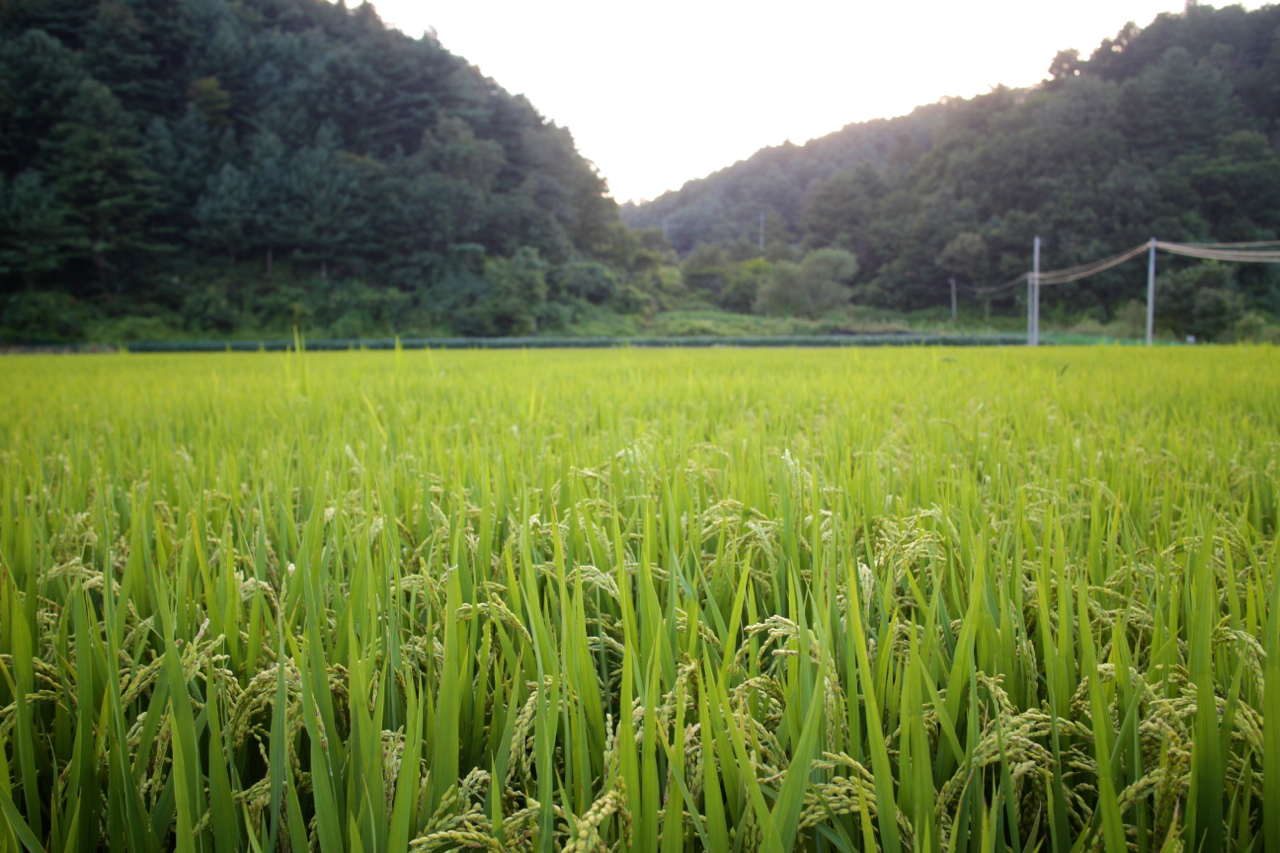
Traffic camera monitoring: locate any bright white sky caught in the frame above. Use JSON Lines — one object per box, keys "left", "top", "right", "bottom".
{"left": 370, "top": 0, "right": 1247, "bottom": 203}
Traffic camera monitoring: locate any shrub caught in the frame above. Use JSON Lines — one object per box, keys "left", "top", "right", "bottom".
{"left": 454, "top": 247, "right": 548, "bottom": 336}
{"left": 551, "top": 261, "right": 619, "bottom": 305}
{"left": 1, "top": 288, "right": 89, "bottom": 342}
{"left": 181, "top": 283, "right": 242, "bottom": 334}
{"left": 755, "top": 248, "right": 859, "bottom": 318}
{"left": 717, "top": 257, "right": 771, "bottom": 313}
{"left": 1116, "top": 299, "right": 1147, "bottom": 338}
{"left": 1234, "top": 310, "right": 1277, "bottom": 343}
{"left": 1155, "top": 262, "right": 1245, "bottom": 341}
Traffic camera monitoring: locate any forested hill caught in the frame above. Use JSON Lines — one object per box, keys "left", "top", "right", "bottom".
{"left": 620, "top": 106, "right": 943, "bottom": 252}
{"left": 623, "top": 2, "right": 1280, "bottom": 316}
{"left": 620, "top": 105, "right": 945, "bottom": 252}
{"left": 0, "top": 0, "right": 641, "bottom": 339}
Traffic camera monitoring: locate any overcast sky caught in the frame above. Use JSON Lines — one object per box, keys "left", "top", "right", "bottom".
{"left": 369, "top": 0, "right": 1247, "bottom": 203}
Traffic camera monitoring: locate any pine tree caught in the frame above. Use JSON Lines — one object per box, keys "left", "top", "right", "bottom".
{"left": 246, "top": 132, "right": 290, "bottom": 275}
{"left": 279, "top": 126, "right": 368, "bottom": 279}
{"left": 0, "top": 29, "right": 86, "bottom": 173}
{"left": 44, "top": 79, "right": 166, "bottom": 277}
{"left": 0, "top": 170, "right": 76, "bottom": 284}
{"left": 195, "top": 163, "right": 252, "bottom": 265}
{"left": 140, "top": 109, "right": 216, "bottom": 236}
{"left": 83, "top": 0, "right": 195, "bottom": 117}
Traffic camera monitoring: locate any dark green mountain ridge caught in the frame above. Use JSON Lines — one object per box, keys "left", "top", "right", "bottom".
{"left": 0, "top": 0, "right": 648, "bottom": 339}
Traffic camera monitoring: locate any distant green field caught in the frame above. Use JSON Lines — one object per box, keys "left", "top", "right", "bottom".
{"left": 1, "top": 346, "right": 1278, "bottom": 853}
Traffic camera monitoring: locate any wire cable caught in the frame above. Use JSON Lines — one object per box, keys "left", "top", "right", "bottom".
{"left": 949, "top": 237, "right": 1280, "bottom": 302}
{"left": 1184, "top": 240, "right": 1280, "bottom": 248}
{"left": 1034, "top": 243, "right": 1151, "bottom": 285}
{"left": 959, "top": 273, "right": 1030, "bottom": 296}
{"left": 957, "top": 243, "right": 1149, "bottom": 296}
{"left": 1155, "top": 241, "right": 1280, "bottom": 262}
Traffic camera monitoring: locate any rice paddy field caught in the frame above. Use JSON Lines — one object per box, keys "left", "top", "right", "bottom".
{"left": 1, "top": 345, "right": 1278, "bottom": 853}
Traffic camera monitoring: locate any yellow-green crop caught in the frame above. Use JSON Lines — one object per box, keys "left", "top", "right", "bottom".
{"left": 1, "top": 345, "right": 1278, "bottom": 853}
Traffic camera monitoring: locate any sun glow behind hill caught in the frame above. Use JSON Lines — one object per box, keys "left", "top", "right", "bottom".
{"left": 372, "top": 0, "right": 1261, "bottom": 202}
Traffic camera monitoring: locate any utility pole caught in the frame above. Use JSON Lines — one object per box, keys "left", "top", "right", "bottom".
{"left": 949, "top": 277, "right": 957, "bottom": 323}
{"left": 663, "top": 217, "right": 669, "bottom": 242}
{"left": 1031, "top": 236, "right": 1041, "bottom": 346}
{"left": 1145, "top": 237, "right": 1156, "bottom": 346}
{"left": 758, "top": 210, "right": 765, "bottom": 251}
{"left": 1027, "top": 273, "right": 1034, "bottom": 346}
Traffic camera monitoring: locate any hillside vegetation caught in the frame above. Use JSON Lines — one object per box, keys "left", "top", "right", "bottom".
{"left": 0, "top": 0, "right": 671, "bottom": 341}
{"left": 4, "top": 1, "right": 1280, "bottom": 342}
{"left": 624, "top": 3, "right": 1280, "bottom": 325}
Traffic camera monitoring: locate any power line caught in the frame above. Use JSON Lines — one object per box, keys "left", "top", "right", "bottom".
{"left": 1187, "top": 240, "right": 1280, "bottom": 248}
{"left": 958, "top": 274, "right": 1027, "bottom": 296}
{"left": 1155, "top": 241, "right": 1280, "bottom": 262}
{"left": 1034, "top": 243, "right": 1151, "bottom": 285}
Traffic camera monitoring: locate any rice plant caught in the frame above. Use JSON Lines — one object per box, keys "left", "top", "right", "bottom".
{"left": 0, "top": 345, "right": 1277, "bottom": 853}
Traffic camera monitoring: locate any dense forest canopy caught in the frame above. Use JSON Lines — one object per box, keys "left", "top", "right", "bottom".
{"left": 0, "top": 0, "right": 673, "bottom": 339}
{"left": 625, "top": 2, "right": 1280, "bottom": 323}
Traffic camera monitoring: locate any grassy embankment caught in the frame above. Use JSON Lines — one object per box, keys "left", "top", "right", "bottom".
{"left": 72, "top": 300, "right": 1170, "bottom": 346}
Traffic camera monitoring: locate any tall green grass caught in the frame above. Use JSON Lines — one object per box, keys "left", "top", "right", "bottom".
{"left": 0, "top": 345, "right": 1277, "bottom": 853}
